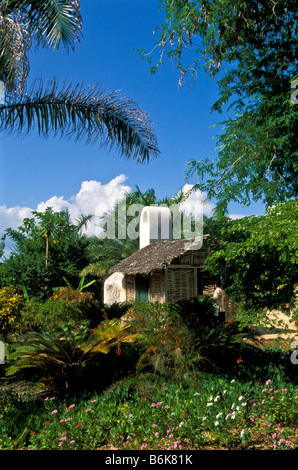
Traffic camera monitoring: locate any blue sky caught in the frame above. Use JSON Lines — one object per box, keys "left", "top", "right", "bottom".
{"left": 0, "top": 0, "right": 265, "bottom": 245}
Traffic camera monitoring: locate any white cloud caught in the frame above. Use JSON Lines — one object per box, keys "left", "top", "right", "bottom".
{"left": 178, "top": 184, "right": 216, "bottom": 217}
{"left": 0, "top": 204, "right": 33, "bottom": 235}
{"left": 0, "top": 175, "right": 132, "bottom": 248}
{"left": 1, "top": 178, "right": 246, "bottom": 259}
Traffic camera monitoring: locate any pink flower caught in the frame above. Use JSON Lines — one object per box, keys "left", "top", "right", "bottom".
{"left": 68, "top": 404, "right": 75, "bottom": 409}
{"left": 157, "top": 402, "right": 162, "bottom": 406}
{"left": 165, "top": 405, "right": 170, "bottom": 409}
{"left": 51, "top": 410, "right": 58, "bottom": 415}
{"left": 250, "top": 418, "right": 254, "bottom": 422}
{"left": 272, "top": 433, "right": 277, "bottom": 438}
{"left": 152, "top": 424, "right": 157, "bottom": 428}
{"left": 155, "top": 432, "right": 159, "bottom": 437}
{"left": 85, "top": 408, "right": 91, "bottom": 412}
{"left": 151, "top": 403, "right": 156, "bottom": 407}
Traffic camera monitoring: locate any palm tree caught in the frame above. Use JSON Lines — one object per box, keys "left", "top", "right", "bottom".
{"left": 0, "top": 0, "right": 82, "bottom": 94}
{"left": 0, "top": 1, "right": 160, "bottom": 161}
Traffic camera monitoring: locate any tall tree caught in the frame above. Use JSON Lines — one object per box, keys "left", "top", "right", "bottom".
{"left": 0, "top": 208, "right": 93, "bottom": 299}
{"left": 203, "top": 200, "right": 298, "bottom": 323}
{"left": 142, "top": 0, "right": 298, "bottom": 208}
{"left": 0, "top": 0, "right": 159, "bottom": 161}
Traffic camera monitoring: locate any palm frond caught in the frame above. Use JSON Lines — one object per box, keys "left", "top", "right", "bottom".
{"left": 0, "top": 8, "right": 30, "bottom": 93}
{"left": 1, "top": 0, "right": 82, "bottom": 51}
{"left": 0, "top": 80, "right": 160, "bottom": 162}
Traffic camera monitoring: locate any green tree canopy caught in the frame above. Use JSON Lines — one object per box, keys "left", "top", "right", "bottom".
{"left": 143, "top": 0, "right": 298, "bottom": 208}
{"left": 0, "top": 208, "right": 93, "bottom": 299}
{"left": 204, "top": 200, "right": 298, "bottom": 322}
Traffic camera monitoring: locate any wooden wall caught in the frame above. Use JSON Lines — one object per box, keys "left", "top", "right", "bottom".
{"left": 166, "top": 266, "right": 195, "bottom": 303}
{"left": 149, "top": 271, "right": 165, "bottom": 302}
{"left": 125, "top": 275, "right": 135, "bottom": 302}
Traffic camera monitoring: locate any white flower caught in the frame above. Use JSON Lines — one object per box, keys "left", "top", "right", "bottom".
{"left": 238, "top": 396, "right": 243, "bottom": 401}
{"left": 214, "top": 395, "right": 220, "bottom": 402}
{"left": 216, "top": 412, "right": 223, "bottom": 419}
{"left": 202, "top": 417, "right": 206, "bottom": 421}
{"left": 214, "top": 421, "right": 219, "bottom": 426}
{"left": 207, "top": 402, "right": 213, "bottom": 407}
{"left": 240, "top": 429, "right": 245, "bottom": 438}
{"left": 231, "top": 379, "right": 235, "bottom": 383}
{"left": 223, "top": 390, "right": 227, "bottom": 395}
{"left": 241, "top": 402, "right": 247, "bottom": 406}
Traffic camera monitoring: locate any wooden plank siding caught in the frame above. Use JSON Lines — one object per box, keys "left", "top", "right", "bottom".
{"left": 149, "top": 271, "right": 165, "bottom": 302}
{"left": 125, "top": 275, "right": 135, "bottom": 302}
{"left": 166, "top": 266, "right": 196, "bottom": 303}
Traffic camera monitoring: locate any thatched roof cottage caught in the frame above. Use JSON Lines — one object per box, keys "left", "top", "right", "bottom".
{"left": 104, "top": 206, "right": 214, "bottom": 306}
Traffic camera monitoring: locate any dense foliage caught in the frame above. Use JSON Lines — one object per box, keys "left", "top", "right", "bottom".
{"left": 0, "top": 299, "right": 297, "bottom": 450}
{"left": 0, "top": 208, "right": 94, "bottom": 299}
{"left": 142, "top": 0, "right": 298, "bottom": 209}
{"left": 203, "top": 200, "right": 298, "bottom": 325}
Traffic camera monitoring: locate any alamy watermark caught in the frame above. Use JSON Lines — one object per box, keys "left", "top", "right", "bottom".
{"left": 98, "top": 200, "right": 203, "bottom": 250}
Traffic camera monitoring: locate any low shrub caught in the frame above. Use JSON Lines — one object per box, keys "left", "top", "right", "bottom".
{"left": 20, "top": 298, "right": 86, "bottom": 330}
{"left": 126, "top": 302, "right": 200, "bottom": 385}
{"left": 5, "top": 319, "right": 139, "bottom": 394}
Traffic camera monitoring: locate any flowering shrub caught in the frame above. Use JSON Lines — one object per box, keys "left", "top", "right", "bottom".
{"left": 0, "top": 286, "right": 24, "bottom": 339}
{"left": 126, "top": 302, "right": 200, "bottom": 384}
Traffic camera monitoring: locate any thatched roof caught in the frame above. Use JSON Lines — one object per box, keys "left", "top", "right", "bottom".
{"left": 108, "top": 237, "right": 205, "bottom": 276}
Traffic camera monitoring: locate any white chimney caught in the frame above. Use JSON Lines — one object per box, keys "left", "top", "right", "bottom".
{"left": 139, "top": 206, "right": 172, "bottom": 249}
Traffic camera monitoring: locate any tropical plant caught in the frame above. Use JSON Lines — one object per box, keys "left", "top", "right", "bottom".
{"left": 168, "top": 297, "right": 259, "bottom": 371}
{"left": 5, "top": 319, "right": 139, "bottom": 392}
{"left": 60, "top": 275, "right": 96, "bottom": 292}
{"left": 0, "top": 208, "right": 93, "bottom": 299}
{"left": 0, "top": 0, "right": 82, "bottom": 94}
{"left": 0, "top": 1, "right": 159, "bottom": 162}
